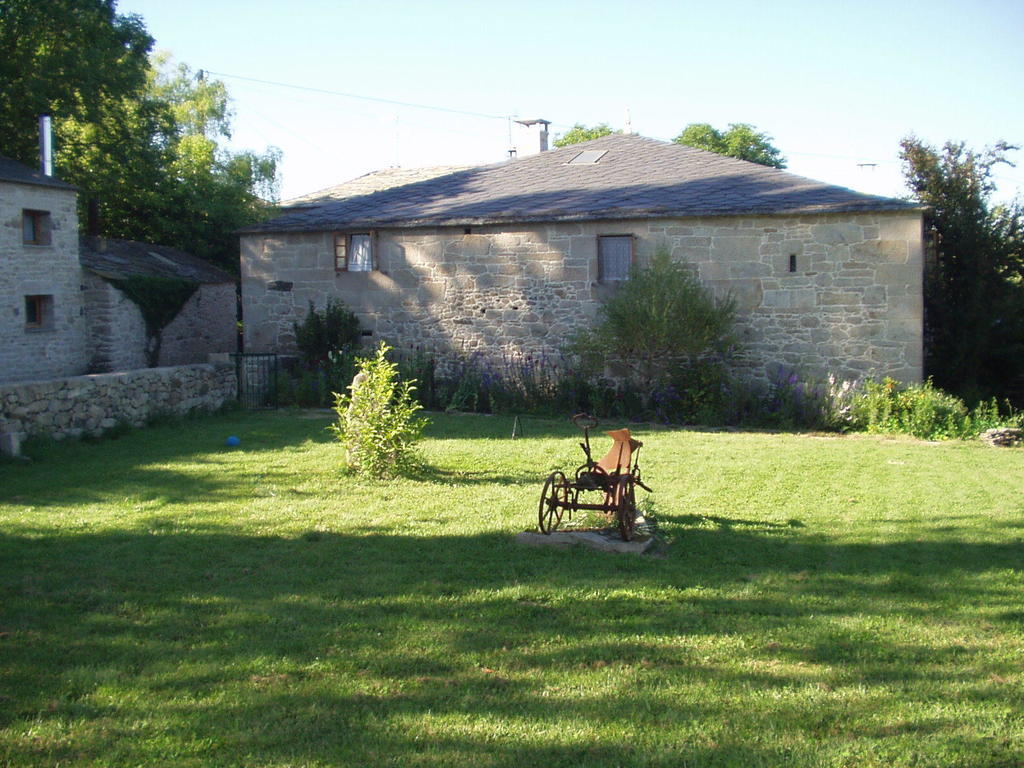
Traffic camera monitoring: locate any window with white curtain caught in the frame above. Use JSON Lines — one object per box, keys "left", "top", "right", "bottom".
{"left": 334, "top": 233, "right": 374, "bottom": 272}
{"left": 597, "top": 235, "right": 633, "bottom": 282}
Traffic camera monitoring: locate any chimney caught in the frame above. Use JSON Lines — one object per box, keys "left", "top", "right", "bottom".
{"left": 513, "top": 119, "right": 551, "bottom": 157}
{"left": 38, "top": 114, "right": 53, "bottom": 176}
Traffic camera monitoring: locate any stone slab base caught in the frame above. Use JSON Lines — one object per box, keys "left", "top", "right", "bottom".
{"left": 0, "top": 431, "right": 24, "bottom": 457}
{"left": 516, "top": 529, "right": 656, "bottom": 555}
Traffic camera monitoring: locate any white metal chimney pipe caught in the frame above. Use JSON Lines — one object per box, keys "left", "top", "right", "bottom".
{"left": 38, "top": 114, "right": 53, "bottom": 176}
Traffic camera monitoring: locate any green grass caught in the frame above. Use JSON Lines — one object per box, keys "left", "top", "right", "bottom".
{"left": 1, "top": 410, "right": 1022, "bottom": 767}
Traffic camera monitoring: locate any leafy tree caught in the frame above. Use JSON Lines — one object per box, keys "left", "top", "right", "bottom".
{"left": 0, "top": 0, "right": 153, "bottom": 164}
{"left": 673, "top": 122, "right": 786, "bottom": 168}
{"left": 58, "top": 56, "right": 281, "bottom": 271}
{"left": 0, "top": 4, "right": 280, "bottom": 272}
{"left": 553, "top": 122, "right": 619, "bottom": 148}
{"left": 571, "top": 250, "right": 737, "bottom": 401}
{"left": 900, "top": 136, "right": 1024, "bottom": 403}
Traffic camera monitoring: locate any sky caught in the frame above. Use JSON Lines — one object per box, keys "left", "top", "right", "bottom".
{"left": 116, "top": 0, "right": 1024, "bottom": 203}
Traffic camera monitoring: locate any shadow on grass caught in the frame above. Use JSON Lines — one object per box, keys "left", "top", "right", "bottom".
{"left": 672, "top": 513, "right": 805, "bottom": 531}
{"left": 407, "top": 465, "right": 541, "bottom": 486}
{"left": 1, "top": 524, "right": 1021, "bottom": 766}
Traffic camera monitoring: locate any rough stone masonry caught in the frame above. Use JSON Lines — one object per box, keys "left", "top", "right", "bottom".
{"left": 242, "top": 210, "right": 923, "bottom": 386}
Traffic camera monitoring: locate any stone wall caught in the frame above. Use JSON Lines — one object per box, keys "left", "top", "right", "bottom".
{"left": 160, "top": 283, "right": 237, "bottom": 367}
{"left": 0, "top": 362, "right": 236, "bottom": 454}
{"left": 83, "top": 271, "right": 148, "bottom": 372}
{"left": 0, "top": 180, "right": 89, "bottom": 383}
{"left": 241, "top": 210, "right": 923, "bottom": 385}
{"left": 84, "top": 275, "right": 237, "bottom": 372}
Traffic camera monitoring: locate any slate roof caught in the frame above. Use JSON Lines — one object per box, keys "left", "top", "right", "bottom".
{"left": 281, "top": 165, "right": 470, "bottom": 208}
{"left": 242, "top": 134, "right": 920, "bottom": 234}
{"left": 80, "top": 238, "right": 234, "bottom": 284}
{"left": 0, "top": 155, "right": 75, "bottom": 190}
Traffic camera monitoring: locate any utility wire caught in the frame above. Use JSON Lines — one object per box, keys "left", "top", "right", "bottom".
{"left": 204, "top": 69, "right": 513, "bottom": 122}
{"left": 204, "top": 69, "right": 578, "bottom": 131}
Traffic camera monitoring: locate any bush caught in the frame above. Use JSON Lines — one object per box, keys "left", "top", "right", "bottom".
{"left": 570, "top": 249, "right": 737, "bottom": 410}
{"left": 293, "top": 299, "right": 361, "bottom": 368}
{"left": 846, "top": 377, "right": 1022, "bottom": 440}
{"left": 330, "top": 343, "right": 428, "bottom": 478}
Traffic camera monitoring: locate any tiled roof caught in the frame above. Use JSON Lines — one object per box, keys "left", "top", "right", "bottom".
{"left": 280, "top": 165, "right": 470, "bottom": 207}
{"left": 243, "top": 134, "right": 920, "bottom": 234}
{"left": 0, "top": 155, "right": 76, "bottom": 190}
{"left": 80, "top": 238, "right": 234, "bottom": 284}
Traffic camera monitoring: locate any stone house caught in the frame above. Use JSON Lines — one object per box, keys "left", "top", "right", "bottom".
{"left": 1, "top": 154, "right": 236, "bottom": 385}
{"left": 240, "top": 134, "right": 925, "bottom": 385}
{"left": 1, "top": 155, "right": 89, "bottom": 382}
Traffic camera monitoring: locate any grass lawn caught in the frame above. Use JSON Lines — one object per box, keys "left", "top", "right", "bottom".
{"left": 1, "top": 410, "right": 1022, "bottom": 767}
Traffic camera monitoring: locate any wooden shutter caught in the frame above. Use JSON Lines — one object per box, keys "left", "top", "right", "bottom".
{"left": 334, "top": 234, "right": 347, "bottom": 271}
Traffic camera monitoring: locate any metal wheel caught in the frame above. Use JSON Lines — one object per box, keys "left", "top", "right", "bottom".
{"left": 615, "top": 476, "right": 637, "bottom": 541}
{"left": 538, "top": 471, "right": 571, "bottom": 534}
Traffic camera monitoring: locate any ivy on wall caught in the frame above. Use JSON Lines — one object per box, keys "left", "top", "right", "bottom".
{"left": 107, "top": 275, "right": 199, "bottom": 367}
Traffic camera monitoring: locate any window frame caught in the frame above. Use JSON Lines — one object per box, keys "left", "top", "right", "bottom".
{"left": 24, "top": 294, "right": 52, "bottom": 330}
{"left": 22, "top": 209, "right": 52, "bottom": 246}
{"left": 597, "top": 234, "right": 635, "bottom": 283}
{"left": 334, "top": 231, "right": 377, "bottom": 273}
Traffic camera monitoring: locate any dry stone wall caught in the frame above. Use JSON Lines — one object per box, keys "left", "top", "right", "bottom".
{"left": 0, "top": 362, "right": 236, "bottom": 454}
{"left": 241, "top": 210, "right": 923, "bottom": 385}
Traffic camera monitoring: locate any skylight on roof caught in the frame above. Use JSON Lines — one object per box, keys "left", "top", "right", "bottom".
{"left": 568, "top": 150, "right": 608, "bottom": 165}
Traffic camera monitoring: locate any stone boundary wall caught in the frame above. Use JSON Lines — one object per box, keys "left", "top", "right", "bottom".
{"left": 0, "top": 362, "right": 236, "bottom": 455}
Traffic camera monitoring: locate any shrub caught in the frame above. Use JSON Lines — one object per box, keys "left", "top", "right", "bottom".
{"left": 570, "top": 249, "right": 737, "bottom": 409}
{"left": 293, "top": 299, "right": 361, "bottom": 367}
{"left": 330, "top": 343, "right": 428, "bottom": 478}
{"left": 396, "top": 350, "right": 438, "bottom": 410}
{"left": 750, "top": 367, "right": 856, "bottom": 431}
{"left": 847, "top": 377, "right": 1022, "bottom": 440}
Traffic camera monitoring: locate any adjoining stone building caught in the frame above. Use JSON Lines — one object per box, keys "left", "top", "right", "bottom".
{"left": 240, "top": 134, "right": 925, "bottom": 385}
{"left": 80, "top": 238, "right": 236, "bottom": 372}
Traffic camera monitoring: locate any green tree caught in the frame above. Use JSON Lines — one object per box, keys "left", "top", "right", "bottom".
{"left": 58, "top": 55, "right": 280, "bottom": 271}
{"left": 553, "top": 122, "right": 619, "bottom": 148}
{"left": 900, "top": 136, "right": 1024, "bottom": 403}
{"left": 0, "top": 4, "right": 280, "bottom": 272}
{"left": 0, "top": 0, "right": 153, "bottom": 164}
{"left": 572, "top": 250, "right": 737, "bottom": 401}
{"left": 673, "top": 122, "right": 786, "bottom": 168}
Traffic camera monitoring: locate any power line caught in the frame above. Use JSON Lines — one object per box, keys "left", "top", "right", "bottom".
{"left": 204, "top": 69, "right": 513, "bottom": 123}
{"left": 204, "top": 69, "right": 579, "bottom": 133}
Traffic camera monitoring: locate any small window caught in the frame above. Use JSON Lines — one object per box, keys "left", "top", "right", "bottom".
{"left": 335, "top": 232, "right": 375, "bottom": 272}
{"left": 597, "top": 235, "right": 634, "bottom": 282}
{"left": 25, "top": 295, "right": 53, "bottom": 329}
{"left": 22, "top": 210, "right": 51, "bottom": 245}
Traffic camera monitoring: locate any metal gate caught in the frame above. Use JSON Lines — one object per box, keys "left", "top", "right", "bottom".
{"left": 232, "top": 353, "right": 278, "bottom": 409}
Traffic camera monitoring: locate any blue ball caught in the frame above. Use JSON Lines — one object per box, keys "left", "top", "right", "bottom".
{"left": 225, "top": 436, "right": 240, "bottom": 447}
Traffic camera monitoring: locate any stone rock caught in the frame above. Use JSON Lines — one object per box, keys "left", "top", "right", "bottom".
{"left": 0, "top": 432, "right": 24, "bottom": 457}
{"left": 515, "top": 529, "right": 657, "bottom": 555}
{"left": 980, "top": 428, "right": 1023, "bottom": 447}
